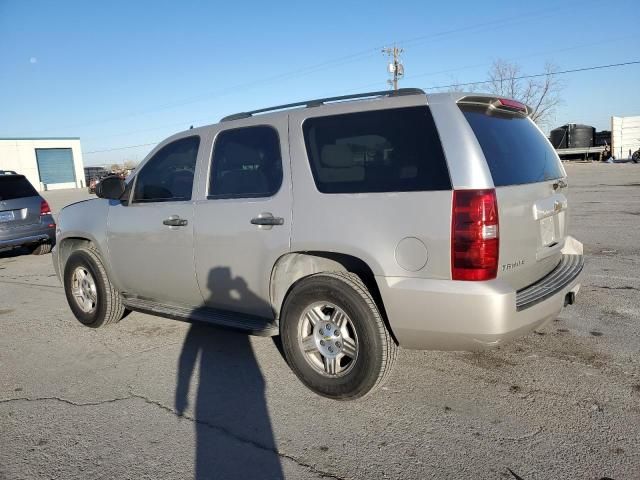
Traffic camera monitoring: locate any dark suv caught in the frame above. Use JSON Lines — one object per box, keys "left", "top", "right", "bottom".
{"left": 0, "top": 174, "right": 56, "bottom": 255}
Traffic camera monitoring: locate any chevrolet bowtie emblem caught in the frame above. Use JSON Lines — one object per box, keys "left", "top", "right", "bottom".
{"left": 554, "top": 201, "right": 562, "bottom": 212}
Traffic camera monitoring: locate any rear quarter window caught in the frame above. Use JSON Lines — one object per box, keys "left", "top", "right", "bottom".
{"left": 302, "top": 106, "right": 451, "bottom": 193}
{"left": 0, "top": 176, "right": 39, "bottom": 200}
{"left": 461, "top": 106, "right": 564, "bottom": 187}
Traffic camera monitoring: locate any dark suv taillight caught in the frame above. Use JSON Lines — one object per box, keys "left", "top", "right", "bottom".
{"left": 40, "top": 199, "right": 51, "bottom": 216}
{"left": 40, "top": 200, "right": 55, "bottom": 228}
{"left": 40, "top": 200, "right": 51, "bottom": 215}
{"left": 451, "top": 189, "right": 499, "bottom": 281}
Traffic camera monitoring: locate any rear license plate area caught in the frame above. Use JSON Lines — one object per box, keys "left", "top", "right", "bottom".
{"left": 540, "top": 215, "right": 557, "bottom": 246}
{"left": 0, "top": 210, "right": 16, "bottom": 223}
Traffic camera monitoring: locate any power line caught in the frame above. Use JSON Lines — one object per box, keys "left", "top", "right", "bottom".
{"left": 81, "top": 118, "right": 205, "bottom": 141}
{"left": 425, "top": 60, "right": 640, "bottom": 90}
{"left": 82, "top": 58, "right": 639, "bottom": 157}
{"left": 407, "top": 34, "right": 636, "bottom": 82}
{"left": 44, "top": 1, "right": 596, "bottom": 134}
{"left": 89, "top": 33, "right": 633, "bottom": 142}
{"left": 83, "top": 142, "right": 159, "bottom": 155}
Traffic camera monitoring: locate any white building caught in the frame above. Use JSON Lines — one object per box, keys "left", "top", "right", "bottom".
{"left": 612, "top": 116, "right": 640, "bottom": 159}
{"left": 0, "top": 137, "right": 85, "bottom": 191}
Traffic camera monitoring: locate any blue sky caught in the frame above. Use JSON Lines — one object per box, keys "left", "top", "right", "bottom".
{"left": 1, "top": 0, "right": 638, "bottom": 166}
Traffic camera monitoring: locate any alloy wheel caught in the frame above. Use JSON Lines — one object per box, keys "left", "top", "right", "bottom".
{"left": 297, "top": 302, "right": 359, "bottom": 377}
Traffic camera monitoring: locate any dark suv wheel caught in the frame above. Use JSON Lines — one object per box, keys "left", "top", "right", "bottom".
{"left": 280, "top": 272, "right": 397, "bottom": 400}
{"left": 63, "top": 247, "right": 128, "bottom": 328}
{"left": 30, "top": 242, "right": 52, "bottom": 255}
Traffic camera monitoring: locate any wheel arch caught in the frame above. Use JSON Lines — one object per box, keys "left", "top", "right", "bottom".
{"left": 56, "top": 236, "right": 117, "bottom": 288}
{"left": 270, "top": 251, "right": 397, "bottom": 342}
{"left": 57, "top": 237, "right": 92, "bottom": 271}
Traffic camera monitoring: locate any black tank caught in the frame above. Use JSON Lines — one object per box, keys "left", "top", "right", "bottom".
{"left": 550, "top": 126, "right": 568, "bottom": 148}
{"left": 569, "top": 124, "right": 595, "bottom": 148}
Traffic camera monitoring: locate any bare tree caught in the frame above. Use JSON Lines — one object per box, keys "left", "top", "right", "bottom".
{"left": 487, "top": 59, "right": 563, "bottom": 127}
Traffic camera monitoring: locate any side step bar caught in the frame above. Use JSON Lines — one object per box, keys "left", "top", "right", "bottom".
{"left": 122, "top": 296, "right": 279, "bottom": 336}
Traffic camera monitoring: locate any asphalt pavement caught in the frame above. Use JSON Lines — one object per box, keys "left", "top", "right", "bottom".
{"left": 1, "top": 163, "right": 639, "bottom": 479}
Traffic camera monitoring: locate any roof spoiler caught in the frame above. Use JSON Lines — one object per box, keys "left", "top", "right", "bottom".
{"left": 457, "top": 95, "right": 531, "bottom": 116}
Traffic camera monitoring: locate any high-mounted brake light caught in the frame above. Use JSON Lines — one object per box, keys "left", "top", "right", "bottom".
{"left": 457, "top": 96, "right": 530, "bottom": 116}
{"left": 451, "top": 189, "right": 499, "bottom": 281}
{"left": 497, "top": 98, "right": 527, "bottom": 113}
{"left": 40, "top": 200, "right": 51, "bottom": 216}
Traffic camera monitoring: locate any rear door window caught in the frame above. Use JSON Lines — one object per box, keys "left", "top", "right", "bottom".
{"left": 209, "top": 126, "right": 283, "bottom": 199}
{"left": 302, "top": 106, "right": 451, "bottom": 193}
{"left": 461, "top": 106, "right": 564, "bottom": 186}
{"left": 0, "top": 176, "right": 39, "bottom": 200}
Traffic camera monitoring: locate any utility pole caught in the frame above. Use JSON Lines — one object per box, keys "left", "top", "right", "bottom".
{"left": 382, "top": 44, "right": 404, "bottom": 90}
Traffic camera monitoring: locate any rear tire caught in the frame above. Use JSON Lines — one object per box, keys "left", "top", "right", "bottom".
{"left": 280, "top": 272, "right": 397, "bottom": 400}
{"left": 63, "top": 247, "right": 128, "bottom": 328}
{"left": 30, "top": 242, "right": 52, "bottom": 255}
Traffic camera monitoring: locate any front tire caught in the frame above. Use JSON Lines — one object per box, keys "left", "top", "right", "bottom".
{"left": 63, "top": 247, "right": 128, "bottom": 328}
{"left": 280, "top": 272, "right": 397, "bottom": 400}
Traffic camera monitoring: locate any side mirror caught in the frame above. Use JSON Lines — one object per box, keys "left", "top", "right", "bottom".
{"left": 95, "top": 176, "right": 126, "bottom": 200}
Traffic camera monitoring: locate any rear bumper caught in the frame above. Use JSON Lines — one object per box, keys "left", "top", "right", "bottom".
{"left": 377, "top": 236, "right": 584, "bottom": 351}
{"left": 0, "top": 220, "right": 56, "bottom": 249}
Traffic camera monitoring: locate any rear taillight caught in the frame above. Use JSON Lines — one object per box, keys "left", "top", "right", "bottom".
{"left": 40, "top": 200, "right": 51, "bottom": 216}
{"left": 451, "top": 189, "right": 499, "bottom": 281}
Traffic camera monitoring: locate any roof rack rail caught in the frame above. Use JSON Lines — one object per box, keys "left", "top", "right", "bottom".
{"left": 220, "top": 88, "right": 425, "bottom": 122}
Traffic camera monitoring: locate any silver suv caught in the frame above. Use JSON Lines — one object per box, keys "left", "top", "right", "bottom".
{"left": 53, "top": 89, "right": 583, "bottom": 399}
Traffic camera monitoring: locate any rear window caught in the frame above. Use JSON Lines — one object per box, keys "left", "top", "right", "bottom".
{"left": 461, "top": 106, "right": 563, "bottom": 187}
{"left": 302, "top": 106, "right": 451, "bottom": 193}
{"left": 0, "top": 176, "right": 38, "bottom": 200}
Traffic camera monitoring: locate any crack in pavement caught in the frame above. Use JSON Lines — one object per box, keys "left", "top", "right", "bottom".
{"left": 590, "top": 284, "right": 640, "bottom": 292}
{"left": 0, "top": 273, "right": 58, "bottom": 278}
{"left": 416, "top": 363, "right": 640, "bottom": 417}
{"left": 499, "top": 426, "right": 543, "bottom": 441}
{"left": 0, "top": 279, "right": 62, "bottom": 290}
{"left": 0, "top": 395, "right": 134, "bottom": 407}
{"left": 0, "top": 394, "right": 346, "bottom": 480}
{"left": 117, "top": 341, "right": 184, "bottom": 359}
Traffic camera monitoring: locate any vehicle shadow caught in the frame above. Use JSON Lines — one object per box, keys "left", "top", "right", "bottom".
{"left": 175, "top": 267, "right": 284, "bottom": 480}
{"left": 0, "top": 246, "right": 33, "bottom": 259}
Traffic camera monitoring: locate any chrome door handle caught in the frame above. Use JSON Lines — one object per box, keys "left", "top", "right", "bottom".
{"left": 163, "top": 216, "right": 188, "bottom": 227}
{"left": 251, "top": 213, "right": 284, "bottom": 227}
